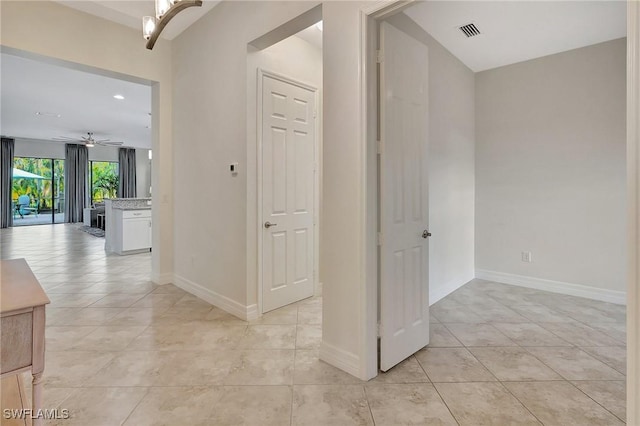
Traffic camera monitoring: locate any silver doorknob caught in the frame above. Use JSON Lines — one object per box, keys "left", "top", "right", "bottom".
{"left": 422, "top": 230, "right": 431, "bottom": 239}
{"left": 264, "top": 221, "right": 277, "bottom": 229}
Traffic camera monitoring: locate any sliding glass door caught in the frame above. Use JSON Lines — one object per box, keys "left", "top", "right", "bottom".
{"left": 12, "top": 157, "right": 65, "bottom": 226}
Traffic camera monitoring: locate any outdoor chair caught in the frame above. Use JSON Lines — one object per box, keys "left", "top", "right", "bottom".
{"left": 16, "top": 195, "right": 38, "bottom": 218}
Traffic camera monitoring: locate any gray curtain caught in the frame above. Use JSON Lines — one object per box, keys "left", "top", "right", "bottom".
{"left": 118, "top": 148, "right": 137, "bottom": 198}
{"left": 1, "top": 137, "right": 15, "bottom": 228}
{"left": 64, "top": 144, "right": 89, "bottom": 223}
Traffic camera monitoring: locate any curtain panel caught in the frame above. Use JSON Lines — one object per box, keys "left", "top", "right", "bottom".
{"left": 64, "top": 144, "right": 89, "bottom": 223}
{"left": 118, "top": 148, "right": 137, "bottom": 198}
{"left": 0, "top": 137, "right": 15, "bottom": 228}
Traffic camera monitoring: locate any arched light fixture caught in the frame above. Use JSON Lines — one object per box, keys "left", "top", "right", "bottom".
{"left": 142, "top": 0, "right": 203, "bottom": 50}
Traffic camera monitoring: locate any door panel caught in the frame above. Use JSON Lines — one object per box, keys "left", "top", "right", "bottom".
{"left": 380, "top": 21, "right": 430, "bottom": 371}
{"left": 262, "top": 74, "right": 316, "bottom": 313}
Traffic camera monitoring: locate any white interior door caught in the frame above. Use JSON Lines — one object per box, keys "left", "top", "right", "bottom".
{"left": 379, "top": 21, "right": 430, "bottom": 372}
{"left": 261, "top": 73, "right": 316, "bottom": 313}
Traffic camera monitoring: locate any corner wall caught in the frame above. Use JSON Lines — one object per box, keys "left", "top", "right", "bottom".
{"left": 475, "top": 39, "right": 627, "bottom": 303}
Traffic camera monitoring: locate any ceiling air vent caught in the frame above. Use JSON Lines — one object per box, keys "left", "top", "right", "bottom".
{"left": 459, "top": 23, "right": 481, "bottom": 38}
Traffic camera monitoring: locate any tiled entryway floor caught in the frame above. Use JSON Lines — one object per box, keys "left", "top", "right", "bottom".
{"left": 0, "top": 225, "right": 626, "bottom": 425}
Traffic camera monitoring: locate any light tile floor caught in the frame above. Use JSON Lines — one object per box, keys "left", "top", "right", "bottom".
{"left": 0, "top": 224, "right": 627, "bottom": 425}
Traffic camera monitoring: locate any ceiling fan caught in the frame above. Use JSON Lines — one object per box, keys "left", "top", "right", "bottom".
{"left": 52, "top": 132, "right": 124, "bottom": 147}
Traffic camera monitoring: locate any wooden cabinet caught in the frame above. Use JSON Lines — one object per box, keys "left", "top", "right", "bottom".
{"left": 1, "top": 259, "right": 50, "bottom": 426}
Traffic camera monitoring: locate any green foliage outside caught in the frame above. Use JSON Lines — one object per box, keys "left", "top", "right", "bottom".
{"left": 92, "top": 162, "right": 119, "bottom": 203}
{"left": 12, "top": 157, "right": 119, "bottom": 211}
{"left": 12, "top": 157, "right": 64, "bottom": 212}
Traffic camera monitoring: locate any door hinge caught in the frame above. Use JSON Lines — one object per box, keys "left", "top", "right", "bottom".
{"left": 376, "top": 50, "right": 384, "bottom": 63}
{"left": 377, "top": 140, "right": 383, "bottom": 155}
{"left": 377, "top": 323, "right": 382, "bottom": 338}
{"left": 377, "top": 232, "right": 383, "bottom": 246}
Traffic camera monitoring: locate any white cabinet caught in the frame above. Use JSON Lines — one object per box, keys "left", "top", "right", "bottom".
{"left": 122, "top": 213, "right": 152, "bottom": 251}
{"left": 109, "top": 209, "right": 152, "bottom": 255}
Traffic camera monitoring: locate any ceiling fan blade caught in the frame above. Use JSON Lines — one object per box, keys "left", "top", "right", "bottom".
{"left": 52, "top": 136, "right": 77, "bottom": 140}
{"left": 95, "top": 139, "right": 111, "bottom": 142}
{"left": 98, "top": 141, "right": 124, "bottom": 146}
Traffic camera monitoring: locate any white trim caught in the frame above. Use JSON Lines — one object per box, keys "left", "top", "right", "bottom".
{"left": 319, "top": 341, "right": 361, "bottom": 378}
{"left": 476, "top": 269, "right": 626, "bottom": 305}
{"left": 173, "top": 274, "right": 255, "bottom": 321}
{"left": 151, "top": 272, "right": 173, "bottom": 285}
{"left": 256, "top": 68, "right": 320, "bottom": 315}
{"left": 429, "top": 276, "right": 473, "bottom": 305}
{"left": 360, "top": 8, "right": 379, "bottom": 382}
{"left": 627, "top": 1, "right": 640, "bottom": 423}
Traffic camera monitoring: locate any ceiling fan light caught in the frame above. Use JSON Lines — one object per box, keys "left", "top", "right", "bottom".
{"left": 142, "top": 16, "right": 156, "bottom": 40}
{"left": 85, "top": 143, "right": 95, "bottom": 148}
{"left": 155, "top": 0, "right": 171, "bottom": 19}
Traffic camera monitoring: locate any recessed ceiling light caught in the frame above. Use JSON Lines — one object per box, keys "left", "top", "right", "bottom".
{"left": 315, "top": 21, "right": 323, "bottom": 31}
{"left": 35, "top": 112, "right": 61, "bottom": 118}
{"left": 113, "top": 94, "right": 125, "bottom": 100}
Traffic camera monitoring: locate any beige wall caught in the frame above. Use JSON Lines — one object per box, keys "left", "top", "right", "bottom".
{"left": 320, "top": 1, "right": 373, "bottom": 378}
{"left": 386, "top": 13, "right": 476, "bottom": 304}
{"left": 476, "top": 38, "right": 627, "bottom": 298}
{"left": 1, "top": 1, "right": 173, "bottom": 283}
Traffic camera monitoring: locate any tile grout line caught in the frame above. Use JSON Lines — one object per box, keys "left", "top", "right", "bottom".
{"left": 569, "top": 380, "right": 628, "bottom": 424}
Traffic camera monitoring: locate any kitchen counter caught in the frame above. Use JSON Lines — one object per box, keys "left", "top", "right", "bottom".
{"left": 104, "top": 199, "right": 152, "bottom": 255}
{"left": 112, "top": 206, "right": 152, "bottom": 210}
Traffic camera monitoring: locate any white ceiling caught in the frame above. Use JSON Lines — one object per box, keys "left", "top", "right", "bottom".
{"left": 54, "top": 0, "right": 219, "bottom": 40}
{"left": 1, "top": 53, "right": 152, "bottom": 148}
{"left": 404, "top": 1, "right": 627, "bottom": 72}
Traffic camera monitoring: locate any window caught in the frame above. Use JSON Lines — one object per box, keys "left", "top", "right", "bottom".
{"left": 90, "top": 161, "right": 119, "bottom": 204}
{"left": 12, "top": 157, "right": 65, "bottom": 225}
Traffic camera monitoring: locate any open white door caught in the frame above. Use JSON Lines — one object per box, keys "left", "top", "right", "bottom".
{"left": 261, "top": 72, "right": 316, "bottom": 313}
{"left": 379, "top": 21, "right": 430, "bottom": 371}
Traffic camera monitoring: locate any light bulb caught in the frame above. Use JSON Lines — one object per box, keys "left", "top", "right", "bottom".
{"left": 155, "top": 0, "right": 171, "bottom": 19}
{"left": 142, "top": 16, "right": 156, "bottom": 40}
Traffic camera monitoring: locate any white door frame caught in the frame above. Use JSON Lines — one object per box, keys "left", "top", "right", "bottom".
{"left": 358, "top": 1, "right": 640, "bottom": 418}
{"left": 256, "top": 68, "right": 320, "bottom": 314}
{"left": 627, "top": 1, "right": 640, "bottom": 423}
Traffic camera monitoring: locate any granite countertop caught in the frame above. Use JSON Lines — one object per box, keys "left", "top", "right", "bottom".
{"left": 112, "top": 206, "right": 152, "bottom": 210}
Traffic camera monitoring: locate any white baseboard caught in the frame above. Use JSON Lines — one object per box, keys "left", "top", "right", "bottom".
{"left": 173, "top": 274, "right": 255, "bottom": 320}
{"left": 151, "top": 272, "right": 173, "bottom": 285}
{"left": 475, "top": 269, "right": 626, "bottom": 305}
{"left": 245, "top": 303, "right": 259, "bottom": 321}
{"left": 430, "top": 275, "right": 474, "bottom": 305}
{"left": 319, "top": 341, "right": 362, "bottom": 379}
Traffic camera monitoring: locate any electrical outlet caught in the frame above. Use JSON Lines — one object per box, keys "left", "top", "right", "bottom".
{"left": 521, "top": 251, "right": 532, "bottom": 263}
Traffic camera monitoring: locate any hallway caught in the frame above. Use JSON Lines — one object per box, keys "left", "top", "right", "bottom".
{"left": 0, "top": 225, "right": 626, "bottom": 425}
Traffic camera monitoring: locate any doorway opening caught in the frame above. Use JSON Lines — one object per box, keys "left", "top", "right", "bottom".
{"left": 258, "top": 69, "right": 319, "bottom": 313}
{"left": 367, "top": 1, "right": 631, "bottom": 420}
{"left": 1, "top": 50, "right": 153, "bottom": 233}
{"left": 247, "top": 7, "right": 323, "bottom": 316}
